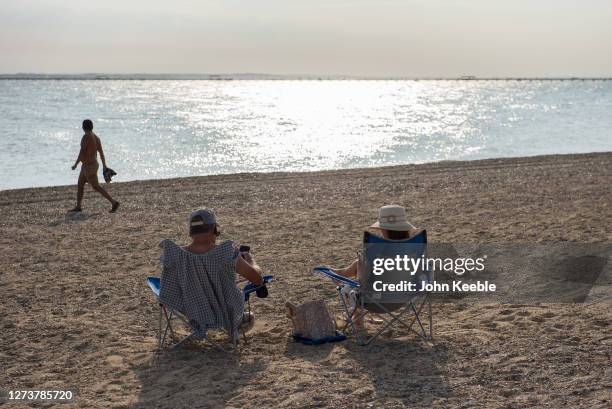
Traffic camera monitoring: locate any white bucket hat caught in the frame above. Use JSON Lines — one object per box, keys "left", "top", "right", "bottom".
{"left": 370, "top": 205, "right": 415, "bottom": 231}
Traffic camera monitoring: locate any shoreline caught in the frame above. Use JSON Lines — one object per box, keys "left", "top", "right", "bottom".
{"left": 2, "top": 151, "right": 611, "bottom": 195}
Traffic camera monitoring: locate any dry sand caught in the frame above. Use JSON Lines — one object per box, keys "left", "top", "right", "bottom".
{"left": 1, "top": 152, "right": 611, "bottom": 408}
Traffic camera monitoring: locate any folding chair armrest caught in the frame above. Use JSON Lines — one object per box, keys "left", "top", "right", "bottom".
{"left": 146, "top": 276, "right": 161, "bottom": 297}
{"left": 243, "top": 275, "right": 273, "bottom": 296}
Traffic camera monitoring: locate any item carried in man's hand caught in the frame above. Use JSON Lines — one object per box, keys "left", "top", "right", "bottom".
{"left": 243, "top": 275, "right": 273, "bottom": 301}
{"left": 255, "top": 284, "right": 268, "bottom": 298}
{"left": 103, "top": 167, "right": 117, "bottom": 183}
{"left": 239, "top": 244, "right": 267, "bottom": 297}
{"left": 286, "top": 300, "right": 338, "bottom": 341}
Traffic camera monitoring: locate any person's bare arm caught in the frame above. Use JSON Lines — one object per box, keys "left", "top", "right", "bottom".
{"left": 95, "top": 135, "right": 108, "bottom": 168}
{"left": 236, "top": 253, "right": 264, "bottom": 285}
{"left": 72, "top": 136, "right": 87, "bottom": 170}
{"left": 332, "top": 259, "right": 359, "bottom": 277}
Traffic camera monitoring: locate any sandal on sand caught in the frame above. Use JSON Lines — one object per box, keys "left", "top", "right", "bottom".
{"left": 110, "top": 201, "right": 120, "bottom": 213}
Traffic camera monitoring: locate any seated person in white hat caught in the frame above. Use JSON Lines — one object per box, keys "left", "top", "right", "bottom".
{"left": 332, "top": 204, "right": 416, "bottom": 280}
{"left": 330, "top": 205, "right": 416, "bottom": 328}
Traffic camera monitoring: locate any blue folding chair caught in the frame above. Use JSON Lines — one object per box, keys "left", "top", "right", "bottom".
{"left": 146, "top": 275, "right": 272, "bottom": 351}
{"left": 315, "top": 230, "right": 433, "bottom": 345}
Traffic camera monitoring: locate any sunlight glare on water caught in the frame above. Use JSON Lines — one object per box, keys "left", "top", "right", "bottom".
{"left": 1, "top": 79, "right": 611, "bottom": 189}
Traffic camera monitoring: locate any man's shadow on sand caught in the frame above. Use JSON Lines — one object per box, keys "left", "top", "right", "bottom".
{"left": 48, "top": 211, "right": 96, "bottom": 226}
{"left": 285, "top": 336, "right": 451, "bottom": 407}
{"left": 129, "top": 347, "right": 264, "bottom": 409}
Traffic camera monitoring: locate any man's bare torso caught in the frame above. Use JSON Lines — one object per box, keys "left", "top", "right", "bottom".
{"left": 80, "top": 132, "right": 100, "bottom": 165}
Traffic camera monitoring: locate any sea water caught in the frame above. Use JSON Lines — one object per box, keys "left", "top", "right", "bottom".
{"left": 1, "top": 79, "right": 611, "bottom": 190}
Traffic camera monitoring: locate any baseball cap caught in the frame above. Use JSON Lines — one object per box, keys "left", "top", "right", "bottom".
{"left": 188, "top": 208, "right": 217, "bottom": 229}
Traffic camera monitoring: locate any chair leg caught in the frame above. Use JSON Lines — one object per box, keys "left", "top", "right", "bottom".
{"left": 338, "top": 287, "right": 358, "bottom": 336}
{"left": 354, "top": 308, "right": 369, "bottom": 345}
{"left": 410, "top": 302, "right": 427, "bottom": 338}
{"left": 170, "top": 330, "right": 197, "bottom": 350}
{"left": 428, "top": 295, "right": 433, "bottom": 340}
{"left": 157, "top": 304, "right": 163, "bottom": 350}
{"left": 206, "top": 334, "right": 227, "bottom": 353}
{"left": 241, "top": 327, "right": 248, "bottom": 345}
{"left": 358, "top": 302, "right": 413, "bottom": 345}
{"left": 160, "top": 307, "right": 175, "bottom": 348}
{"left": 154, "top": 299, "right": 261, "bottom": 353}
{"left": 411, "top": 294, "right": 434, "bottom": 341}
{"left": 355, "top": 293, "right": 434, "bottom": 346}
{"left": 154, "top": 304, "right": 236, "bottom": 353}
{"left": 408, "top": 295, "right": 434, "bottom": 341}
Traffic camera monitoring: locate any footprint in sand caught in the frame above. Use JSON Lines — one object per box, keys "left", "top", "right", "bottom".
{"left": 516, "top": 310, "right": 531, "bottom": 317}
{"left": 265, "top": 324, "right": 285, "bottom": 335}
{"left": 531, "top": 312, "right": 556, "bottom": 323}
{"left": 592, "top": 319, "right": 609, "bottom": 328}
{"left": 481, "top": 320, "right": 497, "bottom": 329}
{"left": 74, "top": 340, "right": 91, "bottom": 352}
{"left": 544, "top": 327, "right": 560, "bottom": 334}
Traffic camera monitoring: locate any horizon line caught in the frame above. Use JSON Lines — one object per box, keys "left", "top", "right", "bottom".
{"left": 1, "top": 73, "right": 612, "bottom": 81}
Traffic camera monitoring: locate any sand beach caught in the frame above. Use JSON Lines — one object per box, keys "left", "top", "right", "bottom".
{"left": 1, "top": 152, "right": 611, "bottom": 408}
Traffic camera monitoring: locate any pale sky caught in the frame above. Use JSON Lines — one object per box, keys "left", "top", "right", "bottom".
{"left": 1, "top": 0, "right": 611, "bottom": 77}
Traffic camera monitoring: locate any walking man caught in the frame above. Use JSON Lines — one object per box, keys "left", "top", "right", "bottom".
{"left": 70, "top": 119, "right": 120, "bottom": 213}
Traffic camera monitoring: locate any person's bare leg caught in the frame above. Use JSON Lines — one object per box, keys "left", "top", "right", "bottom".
{"left": 90, "top": 179, "right": 120, "bottom": 212}
{"left": 71, "top": 172, "right": 86, "bottom": 212}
